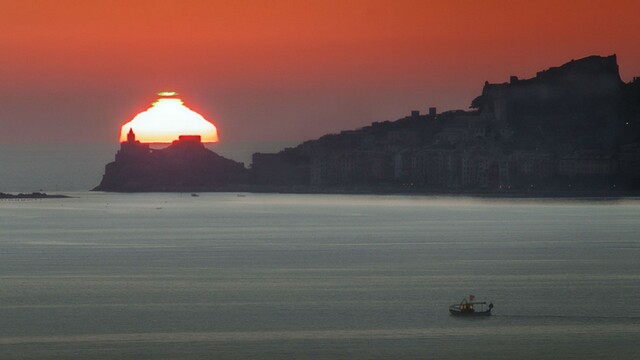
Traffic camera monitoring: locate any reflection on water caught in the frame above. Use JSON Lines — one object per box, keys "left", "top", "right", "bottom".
{"left": 1, "top": 193, "right": 639, "bottom": 359}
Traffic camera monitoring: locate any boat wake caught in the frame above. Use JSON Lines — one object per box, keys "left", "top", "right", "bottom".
{"left": 494, "top": 314, "right": 640, "bottom": 320}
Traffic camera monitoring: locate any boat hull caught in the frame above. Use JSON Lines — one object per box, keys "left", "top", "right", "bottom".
{"left": 449, "top": 309, "right": 492, "bottom": 316}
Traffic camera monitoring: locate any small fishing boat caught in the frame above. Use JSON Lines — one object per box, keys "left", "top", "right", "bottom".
{"left": 449, "top": 295, "right": 493, "bottom": 316}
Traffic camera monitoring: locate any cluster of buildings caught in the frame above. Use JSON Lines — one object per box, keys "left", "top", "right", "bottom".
{"left": 251, "top": 55, "right": 640, "bottom": 192}
{"left": 253, "top": 111, "right": 626, "bottom": 191}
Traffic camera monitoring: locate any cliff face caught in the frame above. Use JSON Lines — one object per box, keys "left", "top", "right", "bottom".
{"left": 94, "top": 136, "right": 248, "bottom": 192}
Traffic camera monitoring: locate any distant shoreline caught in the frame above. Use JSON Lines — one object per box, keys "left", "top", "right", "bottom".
{"left": 0, "top": 192, "right": 70, "bottom": 199}
{"left": 92, "top": 186, "right": 640, "bottom": 199}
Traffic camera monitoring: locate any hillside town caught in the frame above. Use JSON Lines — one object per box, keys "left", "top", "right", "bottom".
{"left": 251, "top": 55, "right": 640, "bottom": 192}
{"left": 96, "top": 55, "right": 640, "bottom": 193}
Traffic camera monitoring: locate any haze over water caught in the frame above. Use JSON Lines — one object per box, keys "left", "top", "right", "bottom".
{"left": 1, "top": 193, "right": 639, "bottom": 359}
{"left": 0, "top": 142, "right": 292, "bottom": 193}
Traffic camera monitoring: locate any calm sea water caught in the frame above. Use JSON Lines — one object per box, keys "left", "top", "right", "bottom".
{"left": 0, "top": 193, "right": 639, "bottom": 359}
{"left": 0, "top": 142, "right": 293, "bottom": 192}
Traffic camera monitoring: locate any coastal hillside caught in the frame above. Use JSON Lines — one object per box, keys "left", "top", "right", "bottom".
{"left": 251, "top": 55, "right": 640, "bottom": 192}
{"left": 95, "top": 55, "right": 640, "bottom": 193}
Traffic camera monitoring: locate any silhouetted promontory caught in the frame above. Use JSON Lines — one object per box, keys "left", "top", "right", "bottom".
{"left": 94, "top": 131, "right": 248, "bottom": 192}
{"left": 95, "top": 55, "right": 640, "bottom": 194}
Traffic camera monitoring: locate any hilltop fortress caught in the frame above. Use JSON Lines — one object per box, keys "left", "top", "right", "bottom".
{"left": 96, "top": 55, "right": 640, "bottom": 193}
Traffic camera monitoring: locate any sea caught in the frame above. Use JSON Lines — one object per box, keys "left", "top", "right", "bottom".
{"left": 0, "top": 142, "right": 292, "bottom": 193}
{"left": 1, "top": 192, "right": 639, "bottom": 359}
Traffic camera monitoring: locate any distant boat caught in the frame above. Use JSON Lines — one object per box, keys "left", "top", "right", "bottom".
{"left": 191, "top": 193, "right": 199, "bottom": 197}
{"left": 449, "top": 296, "right": 493, "bottom": 316}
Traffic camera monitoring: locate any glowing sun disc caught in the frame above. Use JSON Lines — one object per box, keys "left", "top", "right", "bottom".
{"left": 120, "top": 94, "right": 218, "bottom": 143}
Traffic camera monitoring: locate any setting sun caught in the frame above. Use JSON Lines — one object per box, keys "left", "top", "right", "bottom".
{"left": 119, "top": 93, "right": 218, "bottom": 143}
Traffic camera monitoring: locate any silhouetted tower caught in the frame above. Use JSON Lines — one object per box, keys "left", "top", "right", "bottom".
{"left": 127, "top": 128, "right": 136, "bottom": 143}
{"left": 116, "top": 128, "right": 149, "bottom": 162}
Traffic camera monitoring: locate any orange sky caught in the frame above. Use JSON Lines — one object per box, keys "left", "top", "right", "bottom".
{"left": 1, "top": 0, "right": 639, "bottom": 144}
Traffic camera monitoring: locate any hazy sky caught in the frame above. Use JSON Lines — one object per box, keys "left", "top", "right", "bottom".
{"left": 2, "top": 0, "right": 640, "bottom": 145}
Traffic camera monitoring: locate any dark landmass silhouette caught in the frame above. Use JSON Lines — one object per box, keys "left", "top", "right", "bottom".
{"left": 94, "top": 132, "right": 248, "bottom": 192}
{"left": 95, "top": 54, "right": 640, "bottom": 194}
{"left": 0, "top": 192, "right": 70, "bottom": 199}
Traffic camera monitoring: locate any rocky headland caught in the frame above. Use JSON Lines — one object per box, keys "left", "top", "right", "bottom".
{"left": 94, "top": 132, "right": 248, "bottom": 192}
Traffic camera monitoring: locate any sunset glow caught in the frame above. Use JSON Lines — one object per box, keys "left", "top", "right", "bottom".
{"left": 1, "top": 1, "right": 640, "bottom": 144}
{"left": 119, "top": 94, "right": 218, "bottom": 143}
